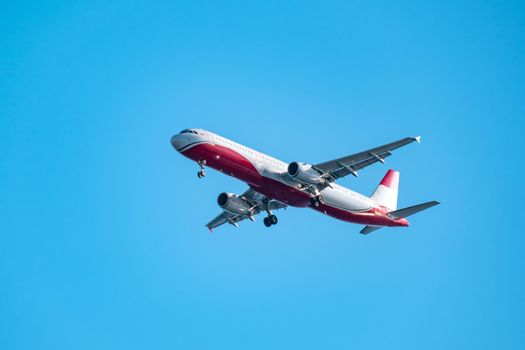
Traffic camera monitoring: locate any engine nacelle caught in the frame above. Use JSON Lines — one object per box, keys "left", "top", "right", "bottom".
{"left": 217, "top": 192, "right": 253, "bottom": 215}
{"left": 287, "top": 161, "right": 324, "bottom": 185}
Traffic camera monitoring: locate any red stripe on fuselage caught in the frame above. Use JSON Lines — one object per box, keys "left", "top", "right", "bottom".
{"left": 314, "top": 203, "right": 408, "bottom": 227}
{"left": 183, "top": 143, "right": 262, "bottom": 183}
{"left": 181, "top": 143, "right": 312, "bottom": 207}
{"left": 181, "top": 142, "right": 408, "bottom": 227}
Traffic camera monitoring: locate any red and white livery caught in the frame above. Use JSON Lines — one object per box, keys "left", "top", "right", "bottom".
{"left": 171, "top": 129, "right": 439, "bottom": 234}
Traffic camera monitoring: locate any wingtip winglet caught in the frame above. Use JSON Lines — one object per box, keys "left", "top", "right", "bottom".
{"left": 414, "top": 136, "right": 421, "bottom": 143}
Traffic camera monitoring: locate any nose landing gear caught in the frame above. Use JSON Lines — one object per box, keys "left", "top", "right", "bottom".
{"left": 197, "top": 160, "right": 206, "bottom": 178}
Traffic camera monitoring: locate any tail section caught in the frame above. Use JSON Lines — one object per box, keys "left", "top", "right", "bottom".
{"left": 371, "top": 169, "right": 399, "bottom": 210}
{"left": 362, "top": 171, "right": 439, "bottom": 235}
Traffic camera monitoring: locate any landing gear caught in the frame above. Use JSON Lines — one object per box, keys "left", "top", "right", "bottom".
{"left": 311, "top": 195, "right": 325, "bottom": 207}
{"left": 197, "top": 160, "right": 206, "bottom": 178}
{"left": 263, "top": 215, "right": 278, "bottom": 227}
{"left": 262, "top": 198, "right": 278, "bottom": 228}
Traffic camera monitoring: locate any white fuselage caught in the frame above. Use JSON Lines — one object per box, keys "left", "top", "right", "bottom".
{"left": 172, "top": 129, "right": 375, "bottom": 212}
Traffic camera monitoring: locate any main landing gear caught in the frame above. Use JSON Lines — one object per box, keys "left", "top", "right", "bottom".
{"left": 197, "top": 160, "right": 206, "bottom": 178}
{"left": 310, "top": 195, "right": 325, "bottom": 207}
{"left": 263, "top": 215, "right": 278, "bottom": 227}
{"left": 262, "top": 198, "right": 278, "bottom": 228}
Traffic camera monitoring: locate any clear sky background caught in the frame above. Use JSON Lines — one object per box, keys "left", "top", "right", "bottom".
{"left": 1, "top": 1, "right": 524, "bottom": 349}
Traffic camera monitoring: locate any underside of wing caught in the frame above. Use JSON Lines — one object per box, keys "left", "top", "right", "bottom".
{"left": 206, "top": 188, "right": 287, "bottom": 231}
{"left": 206, "top": 211, "right": 242, "bottom": 231}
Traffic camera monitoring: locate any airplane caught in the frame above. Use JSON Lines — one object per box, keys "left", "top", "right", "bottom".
{"left": 170, "top": 128, "right": 439, "bottom": 234}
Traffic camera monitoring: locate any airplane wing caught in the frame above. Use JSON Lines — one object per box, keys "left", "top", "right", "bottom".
{"left": 206, "top": 188, "right": 287, "bottom": 231}
{"left": 314, "top": 136, "right": 421, "bottom": 182}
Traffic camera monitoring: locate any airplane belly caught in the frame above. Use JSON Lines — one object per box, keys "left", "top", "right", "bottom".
{"left": 250, "top": 178, "right": 312, "bottom": 207}
{"left": 182, "top": 143, "right": 263, "bottom": 184}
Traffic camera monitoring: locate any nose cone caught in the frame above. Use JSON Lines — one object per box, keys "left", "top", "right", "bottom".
{"left": 170, "top": 134, "right": 188, "bottom": 151}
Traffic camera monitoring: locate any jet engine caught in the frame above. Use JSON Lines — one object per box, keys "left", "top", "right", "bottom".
{"left": 217, "top": 192, "right": 253, "bottom": 215}
{"left": 287, "top": 161, "right": 324, "bottom": 185}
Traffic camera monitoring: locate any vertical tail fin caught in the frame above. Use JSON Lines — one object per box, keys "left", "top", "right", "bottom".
{"left": 371, "top": 169, "right": 399, "bottom": 210}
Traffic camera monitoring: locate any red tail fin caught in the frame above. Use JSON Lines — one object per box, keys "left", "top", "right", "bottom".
{"left": 371, "top": 169, "right": 399, "bottom": 210}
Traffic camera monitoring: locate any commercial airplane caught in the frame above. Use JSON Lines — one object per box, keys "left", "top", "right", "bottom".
{"left": 171, "top": 128, "right": 439, "bottom": 234}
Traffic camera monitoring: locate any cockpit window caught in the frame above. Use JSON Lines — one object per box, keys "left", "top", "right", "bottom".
{"left": 179, "top": 129, "right": 198, "bottom": 134}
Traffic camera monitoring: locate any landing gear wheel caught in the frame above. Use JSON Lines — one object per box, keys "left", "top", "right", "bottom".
{"left": 263, "top": 215, "right": 278, "bottom": 227}
{"left": 197, "top": 160, "right": 206, "bottom": 178}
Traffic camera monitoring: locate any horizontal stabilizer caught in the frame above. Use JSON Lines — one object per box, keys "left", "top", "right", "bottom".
{"left": 360, "top": 225, "right": 383, "bottom": 235}
{"left": 388, "top": 201, "right": 440, "bottom": 219}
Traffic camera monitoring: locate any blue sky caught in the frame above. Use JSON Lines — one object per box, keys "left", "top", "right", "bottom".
{"left": 1, "top": 1, "right": 524, "bottom": 349}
